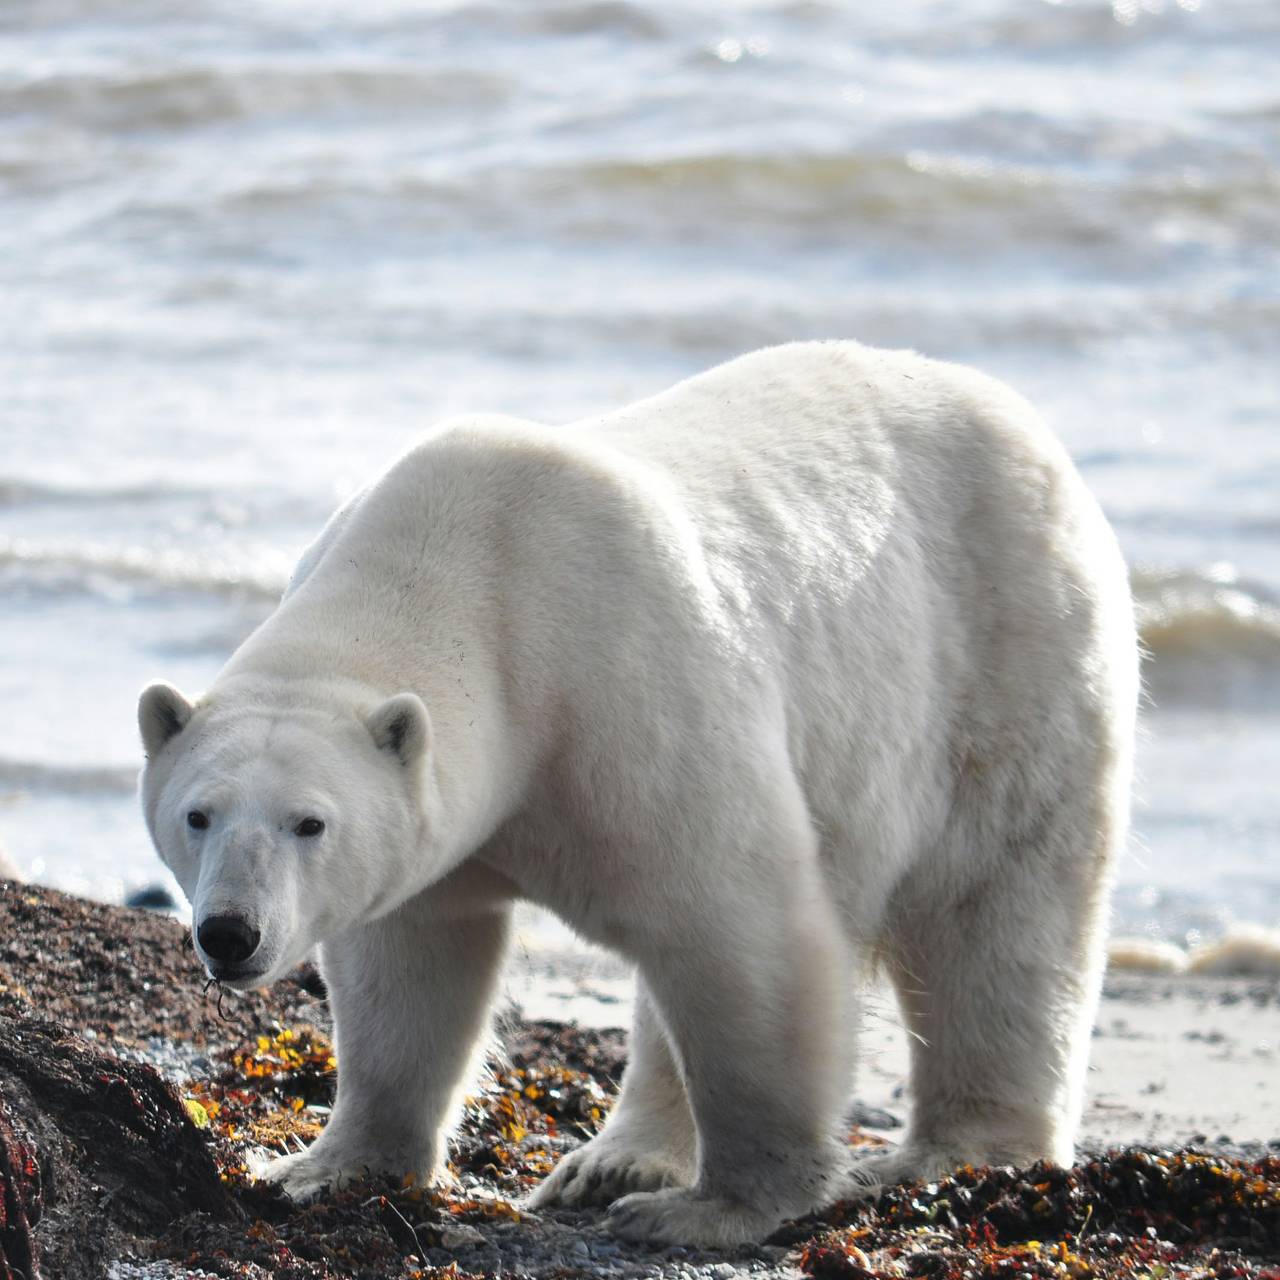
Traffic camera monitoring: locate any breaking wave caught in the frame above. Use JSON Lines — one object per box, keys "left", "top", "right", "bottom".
{"left": 0, "top": 476, "right": 196, "bottom": 508}
{"left": 1108, "top": 925, "right": 1280, "bottom": 976}
{"left": 1134, "top": 567, "right": 1280, "bottom": 710}
{"left": 0, "top": 758, "right": 138, "bottom": 796}
{"left": 0, "top": 65, "right": 510, "bottom": 131}
{"left": 3, "top": 533, "right": 1276, "bottom": 710}
{"left": 0, "top": 536, "right": 288, "bottom": 603}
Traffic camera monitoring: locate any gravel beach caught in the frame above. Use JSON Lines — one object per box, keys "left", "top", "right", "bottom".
{"left": 504, "top": 924, "right": 1280, "bottom": 1156}
{"left": 1, "top": 883, "right": 1277, "bottom": 1279}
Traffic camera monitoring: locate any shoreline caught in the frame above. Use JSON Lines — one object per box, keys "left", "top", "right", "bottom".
{"left": 504, "top": 928, "right": 1280, "bottom": 1156}
{"left": 1, "top": 883, "right": 1277, "bottom": 1279}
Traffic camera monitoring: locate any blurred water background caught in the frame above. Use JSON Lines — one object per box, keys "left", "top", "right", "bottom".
{"left": 1, "top": 0, "right": 1278, "bottom": 944}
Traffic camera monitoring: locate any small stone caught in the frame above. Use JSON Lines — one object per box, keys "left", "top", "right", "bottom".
{"left": 125, "top": 884, "right": 178, "bottom": 912}
{"left": 441, "top": 1224, "right": 486, "bottom": 1249}
{"left": 847, "top": 1101, "right": 902, "bottom": 1129}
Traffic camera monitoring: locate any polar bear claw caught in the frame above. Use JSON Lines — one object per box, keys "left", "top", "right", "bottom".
{"left": 528, "top": 1134, "right": 693, "bottom": 1209}
{"left": 257, "top": 1148, "right": 366, "bottom": 1202}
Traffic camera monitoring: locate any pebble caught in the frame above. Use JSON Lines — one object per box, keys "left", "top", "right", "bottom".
{"left": 847, "top": 1101, "right": 901, "bottom": 1129}
{"left": 117, "top": 1035, "right": 217, "bottom": 1086}
{"left": 755, "top": 1245, "right": 790, "bottom": 1263}
{"left": 109, "top": 1263, "right": 221, "bottom": 1279}
{"left": 441, "top": 1224, "right": 487, "bottom": 1249}
{"left": 125, "top": 884, "right": 180, "bottom": 912}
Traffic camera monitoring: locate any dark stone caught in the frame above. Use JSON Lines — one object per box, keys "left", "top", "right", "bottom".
{"left": 124, "top": 884, "right": 179, "bottom": 912}
{"left": 0, "top": 1090, "right": 41, "bottom": 1280}
{"left": 0, "top": 1011, "right": 238, "bottom": 1278}
{"left": 848, "top": 1101, "right": 902, "bottom": 1130}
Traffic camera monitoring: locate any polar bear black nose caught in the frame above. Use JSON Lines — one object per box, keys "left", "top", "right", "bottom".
{"left": 197, "top": 914, "right": 261, "bottom": 965}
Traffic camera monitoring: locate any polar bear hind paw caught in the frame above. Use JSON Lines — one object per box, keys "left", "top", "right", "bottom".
{"left": 528, "top": 1136, "right": 692, "bottom": 1210}
{"left": 605, "top": 1187, "right": 781, "bottom": 1248}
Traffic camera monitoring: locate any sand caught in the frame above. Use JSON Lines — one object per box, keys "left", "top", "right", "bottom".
{"left": 503, "top": 925, "right": 1280, "bottom": 1152}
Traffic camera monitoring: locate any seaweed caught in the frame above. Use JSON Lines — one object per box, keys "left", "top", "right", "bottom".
{"left": 3, "top": 885, "right": 1280, "bottom": 1279}
{"left": 0, "top": 1090, "right": 41, "bottom": 1280}
{"left": 148, "top": 1022, "right": 618, "bottom": 1278}
{"left": 0, "top": 1009, "right": 236, "bottom": 1278}
{"left": 793, "top": 1151, "right": 1280, "bottom": 1280}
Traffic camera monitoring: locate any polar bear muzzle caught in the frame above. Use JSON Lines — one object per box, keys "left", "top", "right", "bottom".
{"left": 197, "top": 912, "right": 261, "bottom": 975}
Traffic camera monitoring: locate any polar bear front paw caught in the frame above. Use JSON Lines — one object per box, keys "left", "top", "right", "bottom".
{"left": 256, "top": 1146, "right": 378, "bottom": 1202}
{"left": 528, "top": 1133, "right": 694, "bottom": 1209}
{"left": 605, "top": 1187, "right": 779, "bottom": 1248}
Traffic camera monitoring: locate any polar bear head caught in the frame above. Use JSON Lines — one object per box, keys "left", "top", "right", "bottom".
{"left": 137, "top": 680, "right": 434, "bottom": 988}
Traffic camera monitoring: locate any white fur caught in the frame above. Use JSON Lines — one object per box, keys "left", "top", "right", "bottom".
{"left": 138, "top": 341, "right": 1138, "bottom": 1246}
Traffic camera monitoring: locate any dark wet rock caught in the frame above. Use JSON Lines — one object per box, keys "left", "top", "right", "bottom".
{"left": 0, "top": 1089, "right": 40, "bottom": 1280}
{"left": 124, "top": 884, "right": 179, "bottom": 912}
{"left": 847, "top": 1102, "right": 901, "bottom": 1130}
{"left": 0, "top": 1010, "right": 236, "bottom": 1279}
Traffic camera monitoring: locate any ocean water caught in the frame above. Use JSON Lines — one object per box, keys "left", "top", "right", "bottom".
{"left": 1, "top": 0, "right": 1277, "bottom": 944}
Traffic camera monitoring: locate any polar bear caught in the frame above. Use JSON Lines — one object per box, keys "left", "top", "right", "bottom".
{"left": 138, "top": 341, "right": 1137, "bottom": 1248}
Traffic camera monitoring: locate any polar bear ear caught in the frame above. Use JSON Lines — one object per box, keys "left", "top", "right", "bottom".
{"left": 138, "top": 682, "right": 195, "bottom": 757}
{"left": 367, "top": 693, "right": 432, "bottom": 768}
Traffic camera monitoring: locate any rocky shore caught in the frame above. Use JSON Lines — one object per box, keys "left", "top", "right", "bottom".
{"left": 0, "top": 883, "right": 1277, "bottom": 1280}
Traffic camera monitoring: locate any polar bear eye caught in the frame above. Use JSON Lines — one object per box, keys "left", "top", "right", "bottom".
{"left": 295, "top": 817, "right": 325, "bottom": 838}
{"left": 187, "top": 810, "right": 209, "bottom": 831}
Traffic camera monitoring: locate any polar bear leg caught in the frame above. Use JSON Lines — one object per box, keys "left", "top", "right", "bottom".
{"left": 853, "top": 805, "right": 1118, "bottom": 1190}
{"left": 527, "top": 977, "right": 696, "bottom": 1210}
{"left": 259, "top": 900, "right": 511, "bottom": 1201}
{"left": 605, "top": 818, "right": 851, "bottom": 1247}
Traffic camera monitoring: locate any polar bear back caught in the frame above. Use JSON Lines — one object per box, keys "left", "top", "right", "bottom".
{"left": 240, "top": 340, "right": 1135, "bottom": 906}
{"left": 573, "top": 341, "right": 1134, "bottom": 872}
